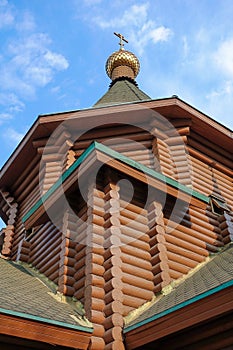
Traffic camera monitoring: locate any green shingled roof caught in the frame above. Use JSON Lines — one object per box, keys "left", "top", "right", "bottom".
{"left": 0, "top": 258, "right": 92, "bottom": 332}
{"left": 93, "top": 78, "right": 151, "bottom": 107}
{"left": 125, "top": 243, "right": 233, "bottom": 332}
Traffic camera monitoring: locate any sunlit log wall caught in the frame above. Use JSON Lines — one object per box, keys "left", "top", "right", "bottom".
{"left": 1, "top": 118, "right": 232, "bottom": 350}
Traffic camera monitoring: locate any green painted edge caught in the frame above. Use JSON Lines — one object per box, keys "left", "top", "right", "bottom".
{"left": 22, "top": 141, "right": 209, "bottom": 223}
{"left": 94, "top": 142, "right": 209, "bottom": 202}
{"left": 0, "top": 307, "right": 93, "bottom": 333}
{"left": 124, "top": 279, "right": 233, "bottom": 333}
{"left": 22, "top": 142, "right": 96, "bottom": 223}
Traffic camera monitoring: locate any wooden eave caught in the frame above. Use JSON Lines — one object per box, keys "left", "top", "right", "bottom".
{"left": 0, "top": 311, "right": 91, "bottom": 349}
{"left": 22, "top": 142, "right": 209, "bottom": 229}
{"left": 124, "top": 282, "right": 233, "bottom": 349}
{"left": 1, "top": 96, "right": 232, "bottom": 189}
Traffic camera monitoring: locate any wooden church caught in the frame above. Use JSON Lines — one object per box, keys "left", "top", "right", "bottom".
{"left": 0, "top": 34, "right": 232, "bottom": 350}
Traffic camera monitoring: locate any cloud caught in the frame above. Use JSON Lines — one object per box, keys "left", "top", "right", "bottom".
{"left": 95, "top": 3, "right": 149, "bottom": 29}
{"left": 0, "top": 0, "right": 15, "bottom": 28}
{"left": 3, "top": 127, "right": 24, "bottom": 146}
{"left": 205, "top": 80, "right": 233, "bottom": 128}
{"left": 0, "top": 113, "right": 12, "bottom": 125}
{"left": 0, "top": 92, "right": 24, "bottom": 123}
{"left": 16, "top": 10, "right": 36, "bottom": 32}
{"left": 206, "top": 81, "right": 233, "bottom": 99}
{"left": 1, "top": 28, "right": 69, "bottom": 100}
{"left": 214, "top": 38, "right": 233, "bottom": 77}
{"left": 0, "top": 1, "right": 69, "bottom": 130}
{"left": 92, "top": 2, "right": 172, "bottom": 54}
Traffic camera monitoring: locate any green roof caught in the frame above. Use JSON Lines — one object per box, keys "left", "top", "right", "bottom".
{"left": 0, "top": 258, "right": 92, "bottom": 332}
{"left": 125, "top": 243, "right": 233, "bottom": 333}
{"left": 93, "top": 79, "right": 151, "bottom": 107}
{"left": 22, "top": 142, "right": 209, "bottom": 224}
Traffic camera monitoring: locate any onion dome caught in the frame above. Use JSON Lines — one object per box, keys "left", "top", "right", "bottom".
{"left": 105, "top": 32, "right": 140, "bottom": 82}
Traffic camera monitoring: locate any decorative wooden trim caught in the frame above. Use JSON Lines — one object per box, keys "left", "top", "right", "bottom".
{"left": 0, "top": 312, "right": 91, "bottom": 349}
{"left": 22, "top": 142, "right": 209, "bottom": 229}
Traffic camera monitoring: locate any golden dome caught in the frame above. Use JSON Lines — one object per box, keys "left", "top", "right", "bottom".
{"left": 106, "top": 49, "right": 140, "bottom": 81}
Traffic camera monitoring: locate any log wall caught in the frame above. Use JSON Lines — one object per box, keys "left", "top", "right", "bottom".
{"left": 1, "top": 117, "right": 232, "bottom": 350}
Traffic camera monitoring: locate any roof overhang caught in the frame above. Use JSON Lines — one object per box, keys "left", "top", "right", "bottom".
{"left": 1, "top": 96, "right": 232, "bottom": 189}
{"left": 124, "top": 282, "right": 233, "bottom": 349}
{"left": 22, "top": 142, "right": 209, "bottom": 229}
{"left": 0, "top": 308, "right": 92, "bottom": 349}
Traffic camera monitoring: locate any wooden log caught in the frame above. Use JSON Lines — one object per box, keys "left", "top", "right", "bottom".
{"left": 58, "top": 284, "right": 75, "bottom": 296}
{"left": 120, "top": 252, "right": 152, "bottom": 270}
{"left": 85, "top": 274, "right": 105, "bottom": 288}
{"left": 120, "top": 208, "right": 148, "bottom": 224}
{"left": 122, "top": 283, "right": 153, "bottom": 300}
{"left": 164, "top": 219, "right": 223, "bottom": 247}
{"left": 188, "top": 207, "right": 219, "bottom": 226}
{"left": 121, "top": 244, "right": 151, "bottom": 261}
{"left": 166, "top": 250, "right": 198, "bottom": 268}
{"left": 105, "top": 290, "right": 124, "bottom": 305}
{"left": 38, "top": 253, "right": 60, "bottom": 274}
{"left": 85, "top": 297, "right": 105, "bottom": 312}
{"left": 153, "top": 271, "right": 171, "bottom": 286}
{"left": 59, "top": 265, "right": 75, "bottom": 277}
{"left": 30, "top": 232, "right": 61, "bottom": 264}
{"left": 120, "top": 216, "right": 149, "bottom": 233}
{"left": 104, "top": 313, "right": 124, "bottom": 330}
{"left": 165, "top": 240, "right": 207, "bottom": 262}
{"left": 74, "top": 265, "right": 85, "bottom": 282}
{"left": 74, "top": 256, "right": 86, "bottom": 270}
{"left": 104, "top": 301, "right": 124, "bottom": 317}
{"left": 175, "top": 214, "right": 222, "bottom": 237}
{"left": 104, "top": 326, "right": 123, "bottom": 345}
{"left": 121, "top": 262, "right": 153, "bottom": 280}
{"left": 104, "top": 278, "right": 123, "bottom": 294}
{"left": 165, "top": 223, "right": 213, "bottom": 250}
{"left": 84, "top": 285, "right": 105, "bottom": 300}
{"left": 85, "top": 262, "right": 105, "bottom": 276}
{"left": 120, "top": 200, "right": 147, "bottom": 215}
{"left": 121, "top": 224, "right": 149, "bottom": 242}
{"left": 92, "top": 324, "right": 105, "bottom": 338}
{"left": 188, "top": 147, "right": 232, "bottom": 176}
{"left": 47, "top": 269, "right": 59, "bottom": 282}
{"left": 73, "top": 275, "right": 86, "bottom": 291}
{"left": 30, "top": 223, "right": 52, "bottom": 247}
{"left": 122, "top": 272, "right": 154, "bottom": 290}
{"left": 169, "top": 268, "right": 184, "bottom": 280}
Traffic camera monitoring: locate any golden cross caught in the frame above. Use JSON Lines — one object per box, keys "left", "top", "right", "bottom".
{"left": 114, "top": 32, "right": 128, "bottom": 49}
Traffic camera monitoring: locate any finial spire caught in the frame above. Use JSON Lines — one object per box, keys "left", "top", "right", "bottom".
{"left": 114, "top": 32, "right": 128, "bottom": 50}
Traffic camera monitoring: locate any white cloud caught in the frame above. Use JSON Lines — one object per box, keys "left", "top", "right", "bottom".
{"left": 44, "top": 51, "right": 69, "bottom": 70}
{"left": 206, "top": 81, "right": 233, "bottom": 99}
{"left": 0, "top": 4, "right": 69, "bottom": 131}
{"left": 3, "top": 127, "right": 24, "bottom": 145}
{"left": 0, "top": 0, "right": 14, "bottom": 28}
{"left": 131, "top": 21, "right": 172, "bottom": 54}
{"left": 214, "top": 38, "right": 233, "bottom": 77}
{"left": 16, "top": 10, "right": 36, "bottom": 32}
{"left": 92, "top": 2, "right": 172, "bottom": 54}
{"left": 0, "top": 113, "right": 12, "bottom": 125}
{"left": 95, "top": 3, "right": 149, "bottom": 29}
{"left": 1, "top": 33, "right": 69, "bottom": 98}
{"left": 0, "top": 93, "right": 24, "bottom": 124}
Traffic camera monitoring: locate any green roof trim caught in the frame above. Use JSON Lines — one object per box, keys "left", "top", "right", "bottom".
{"left": 0, "top": 306, "right": 93, "bottom": 332}
{"left": 22, "top": 141, "right": 209, "bottom": 224}
{"left": 124, "top": 279, "right": 233, "bottom": 333}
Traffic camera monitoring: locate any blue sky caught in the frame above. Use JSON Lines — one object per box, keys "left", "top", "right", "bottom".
{"left": 0, "top": 0, "right": 233, "bottom": 170}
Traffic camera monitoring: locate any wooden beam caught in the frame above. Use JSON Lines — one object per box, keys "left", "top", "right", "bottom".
{"left": 0, "top": 313, "right": 91, "bottom": 349}
{"left": 125, "top": 285, "right": 233, "bottom": 349}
